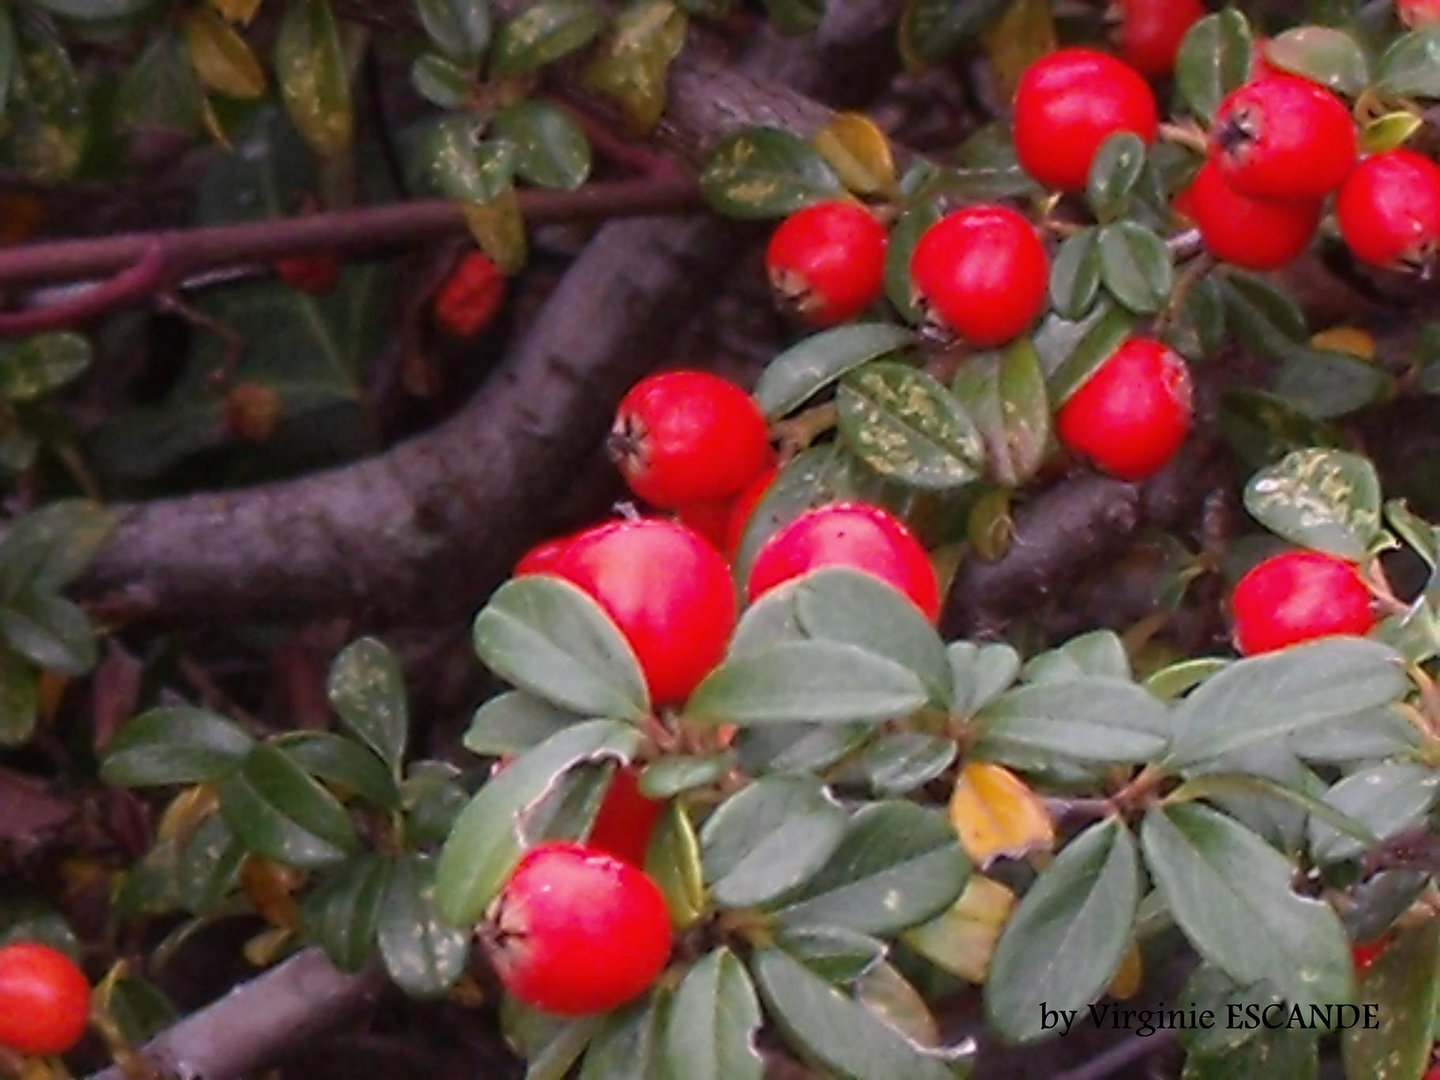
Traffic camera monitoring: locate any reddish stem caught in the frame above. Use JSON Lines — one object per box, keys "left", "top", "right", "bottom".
{"left": 0, "top": 243, "right": 167, "bottom": 336}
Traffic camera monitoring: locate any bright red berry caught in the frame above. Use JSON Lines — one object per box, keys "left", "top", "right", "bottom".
{"left": 275, "top": 252, "right": 342, "bottom": 295}
{"left": 1210, "top": 76, "right": 1358, "bottom": 200}
{"left": 553, "top": 519, "right": 736, "bottom": 705}
{"left": 1109, "top": 0, "right": 1206, "bottom": 78}
{"left": 726, "top": 464, "right": 778, "bottom": 558}
{"left": 587, "top": 766, "right": 664, "bottom": 868}
{"left": 1351, "top": 934, "right": 1393, "bottom": 975}
{"left": 748, "top": 502, "right": 940, "bottom": 621}
{"left": 1336, "top": 149, "right": 1440, "bottom": 271}
{"left": 909, "top": 206, "right": 1049, "bottom": 347}
{"left": 1055, "top": 338, "right": 1192, "bottom": 481}
{"left": 1398, "top": 0, "right": 1440, "bottom": 27}
{"left": 514, "top": 534, "right": 575, "bottom": 577}
{"left": 1182, "top": 160, "right": 1322, "bottom": 270}
{"left": 610, "top": 372, "right": 772, "bottom": 509}
{"left": 0, "top": 943, "right": 90, "bottom": 1056}
{"left": 674, "top": 496, "right": 734, "bottom": 554}
{"left": 485, "top": 843, "right": 670, "bottom": 1016}
{"left": 433, "top": 252, "right": 506, "bottom": 338}
{"left": 1013, "top": 48, "right": 1159, "bottom": 192}
{"left": 765, "top": 201, "right": 888, "bottom": 327}
{"left": 1231, "top": 551, "right": 1376, "bottom": 656}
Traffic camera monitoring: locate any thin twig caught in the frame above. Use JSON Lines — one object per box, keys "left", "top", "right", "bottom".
{"left": 0, "top": 243, "right": 168, "bottom": 336}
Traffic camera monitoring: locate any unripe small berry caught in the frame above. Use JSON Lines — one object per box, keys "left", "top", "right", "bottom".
{"left": 0, "top": 943, "right": 90, "bottom": 1056}
{"left": 433, "top": 252, "right": 506, "bottom": 338}
{"left": 765, "top": 201, "right": 887, "bottom": 327}
{"left": 1230, "top": 550, "right": 1375, "bottom": 656}
{"left": 1336, "top": 149, "right": 1440, "bottom": 271}
{"left": 275, "top": 252, "right": 342, "bottom": 295}
{"left": 1181, "top": 161, "right": 1322, "bottom": 271}
{"left": 1209, "top": 76, "right": 1358, "bottom": 200}
{"left": 1109, "top": 0, "right": 1206, "bottom": 78}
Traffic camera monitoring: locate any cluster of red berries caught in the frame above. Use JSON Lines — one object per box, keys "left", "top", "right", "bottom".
{"left": 0, "top": 942, "right": 90, "bottom": 1057}
{"left": 1230, "top": 549, "right": 1376, "bottom": 656}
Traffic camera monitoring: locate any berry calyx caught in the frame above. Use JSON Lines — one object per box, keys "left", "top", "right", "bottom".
{"left": 485, "top": 843, "right": 671, "bottom": 1016}
{"left": 1108, "top": 0, "right": 1206, "bottom": 78}
{"left": 275, "top": 252, "right": 342, "bottom": 295}
{"left": 553, "top": 519, "right": 736, "bottom": 705}
{"left": 587, "top": 766, "right": 663, "bottom": 867}
{"left": 0, "top": 942, "right": 90, "bottom": 1056}
{"left": 1399, "top": 0, "right": 1440, "bottom": 27}
{"left": 513, "top": 534, "right": 575, "bottom": 577}
{"left": 1013, "top": 48, "right": 1159, "bottom": 192}
{"left": 1230, "top": 551, "right": 1376, "bottom": 656}
{"left": 748, "top": 502, "right": 940, "bottom": 621}
{"left": 1336, "top": 149, "right": 1440, "bottom": 272}
{"left": 1209, "top": 76, "right": 1358, "bottom": 200}
{"left": 610, "top": 372, "right": 772, "bottom": 509}
{"left": 1055, "top": 338, "right": 1193, "bottom": 481}
{"left": 433, "top": 252, "right": 506, "bottom": 338}
{"left": 909, "top": 206, "right": 1049, "bottom": 347}
{"left": 1181, "top": 160, "right": 1322, "bottom": 270}
{"left": 765, "top": 201, "right": 888, "bottom": 327}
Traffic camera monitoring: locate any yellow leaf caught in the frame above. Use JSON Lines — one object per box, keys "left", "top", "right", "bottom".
{"left": 275, "top": 0, "right": 354, "bottom": 160}
{"left": 812, "top": 112, "right": 897, "bottom": 199}
{"left": 183, "top": 7, "right": 267, "bottom": 99}
{"left": 243, "top": 925, "right": 294, "bottom": 967}
{"left": 1359, "top": 110, "right": 1423, "bottom": 155}
{"left": 982, "top": 0, "right": 1056, "bottom": 100}
{"left": 903, "top": 875, "right": 1016, "bottom": 984}
{"left": 199, "top": 94, "right": 234, "bottom": 150}
{"left": 462, "top": 188, "right": 527, "bottom": 275}
{"left": 37, "top": 669, "right": 67, "bottom": 722}
{"left": 580, "top": 0, "right": 687, "bottom": 134}
{"left": 209, "top": 0, "right": 263, "bottom": 25}
{"left": 1311, "top": 326, "right": 1376, "bottom": 362}
{"left": 1106, "top": 937, "right": 1143, "bottom": 1000}
{"left": 156, "top": 784, "right": 220, "bottom": 845}
{"left": 241, "top": 857, "right": 304, "bottom": 929}
{"left": 949, "top": 761, "right": 1055, "bottom": 868}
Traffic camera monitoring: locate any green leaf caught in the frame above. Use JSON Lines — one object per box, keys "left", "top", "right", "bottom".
{"left": 1140, "top": 803, "right": 1353, "bottom": 1009}
{"left": 0, "top": 649, "right": 37, "bottom": 747}
{"left": 735, "top": 721, "right": 873, "bottom": 776}
{"left": 1244, "top": 448, "right": 1382, "bottom": 561}
{"left": 1171, "top": 274, "right": 1226, "bottom": 361}
{"left": 860, "top": 734, "right": 957, "bottom": 796}
{"left": 1376, "top": 27, "right": 1440, "bottom": 99}
{"left": 887, "top": 202, "right": 943, "bottom": 323}
{"left": 975, "top": 679, "right": 1169, "bottom": 767}
{"left": 754, "top": 324, "right": 914, "bottom": 420}
{"left": 1263, "top": 27, "right": 1368, "bottom": 96}
{"left": 0, "top": 10, "right": 15, "bottom": 119}
{"left": 379, "top": 853, "right": 470, "bottom": 997}
{"left": 699, "top": 127, "right": 845, "bottom": 219}
{"left": 1343, "top": 920, "right": 1440, "bottom": 1080}
{"left": 580, "top": 991, "right": 668, "bottom": 1080}
{"left": 435, "top": 720, "right": 640, "bottom": 923}
{"left": 1043, "top": 301, "right": 1136, "bottom": 405}
{"left": 777, "top": 801, "right": 968, "bottom": 936}
{"left": 752, "top": 949, "right": 957, "bottom": 1080}
{"left": 416, "top": 0, "right": 490, "bottom": 62}
{"left": 1165, "top": 771, "right": 1377, "bottom": 850}
{"left": 1288, "top": 706, "right": 1421, "bottom": 763}
{"left": 776, "top": 926, "right": 887, "bottom": 982}
{"left": 687, "top": 641, "right": 928, "bottom": 726}
{"left": 898, "top": 0, "right": 1011, "bottom": 63}
{"left": 1175, "top": 9, "right": 1253, "bottom": 121}
{"left": 326, "top": 636, "right": 408, "bottom": 772}
{"left": 948, "top": 641, "right": 1021, "bottom": 718}
{"left": 1219, "top": 389, "right": 1343, "bottom": 470}
{"left": 464, "top": 691, "right": 578, "bottom": 757}
{"left": 301, "top": 853, "right": 390, "bottom": 972}
{"left": 1049, "top": 227, "right": 1102, "bottom": 321}
{"left": 175, "top": 815, "right": 245, "bottom": 916}
{"left": 277, "top": 732, "right": 400, "bottom": 810}
{"left": 0, "top": 332, "right": 90, "bottom": 401}
{"left": 491, "top": 0, "right": 604, "bottom": 76}
{"left": 4, "top": 493, "right": 111, "bottom": 592}
{"left": 1272, "top": 348, "right": 1393, "bottom": 421}
{"left": 665, "top": 948, "right": 764, "bottom": 1080}
{"left": 1221, "top": 270, "right": 1307, "bottom": 344}
{"left": 837, "top": 361, "right": 984, "bottom": 491}
{"left": 646, "top": 801, "right": 706, "bottom": 929}
{"left": 579, "top": 0, "right": 687, "bottom": 133}
{"left": 275, "top": 0, "right": 353, "bottom": 158}
{"left": 400, "top": 761, "right": 469, "bottom": 847}
{"left": 1086, "top": 133, "right": 1147, "bottom": 223}
{"left": 1309, "top": 763, "right": 1439, "bottom": 864}
{"left": 33, "top": 0, "right": 154, "bottom": 20}
{"left": 985, "top": 820, "right": 1138, "bottom": 1043}
{"left": 411, "top": 53, "right": 470, "bottom": 109}
{"left": 637, "top": 753, "right": 733, "bottom": 798}
{"left": 501, "top": 1000, "right": 601, "bottom": 1080}
{"left": 700, "top": 775, "right": 846, "bottom": 909}
{"left": 219, "top": 742, "right": 359, "bottom": 869}
{"left": 101, "top": 708, "right": 254, "bottom": 787}
{"left": 473, "top": 575, "right": 648, "bottom": 720}
{"left": 2, "top": 11, "right": 87, "bottom": 183}
{"left": 1165, "top": 639, "right": 1407, "bottom": 768}
{"left": 1098, "top": 222, "right": 1173, "bottom": 315}
{"left": 492, "top": 100, "right": 591, "bottom": 191}
{"left": 117, "top": 33, "right": 201, "bottom": 140}
{"left": 951, "top": 339, "right": 1051, "bottom": 488}
{"left": 0, "top": 591, "right": 95, "bottom": 675}
{"left": 764, "top": 0, "right": 822, "bottom": 35}
{"left": 423, "top": 117, "right": 516, "bottom": 203}
{"left": 1023, "top": 629, "right": 1131, "bottom": 683}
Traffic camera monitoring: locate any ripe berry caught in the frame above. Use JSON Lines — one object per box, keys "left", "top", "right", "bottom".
{"left": 1351, "top": 934, "right": 1393, "bottom": 975}
{"left": 1336, "top": 149, "right": 1440, "bottom": 271}
{"left": 485, "top": 843, "right": 670, "bottom": 1016}
{"left": 610, "top": 372, "right": 772, "bottom": 509}
{"left": 1013, "top": 48, "right": 1159, "bottom": 192}
{"left": 748, "top": 502, "right": 940, "bottom": 621}
{"left": 765, "top": 201, "right": 887, "bottom": 326}
{"left": 1182, "top": 160, "right": 1322, "bottom": 270}
{"left": 275, "top": 252, "right": 342, "bottom": 295}
{"left": 1109, "top": 0, "right": 1206, "bottom": 78}
{"left": 513, "top": 534, "right": 575, "bottom": 577}
{"left": 0, "top": 943, "right": 90, "bottom": 1056}
{"left": 587, "top": 766, "right": 663, "bottom": 867}
{"left": 1399, "top": 0, "right": 1440, "bottom": 27}
{"left": 726, "top": 464, "right": 778, "bottom": 558}
{"left": 1055, "top": 338, "right": 1192, "bottom": 481}
{"left": 909, "top": 206, "right": 1049, "bottom": 346}
{"left": 1210, "top": 76, "right": 1358, "bottom": 200}
{"left": 433, "top": 252, "right": 505, "bottom": 338}
{"left": 553, "top": 519, "right": 736, "bottom": 705}
{"left": 1231, "top": 551, "right": 1376, "bottom": 656}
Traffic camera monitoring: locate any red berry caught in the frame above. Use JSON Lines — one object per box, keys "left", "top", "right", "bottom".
{"left": 748, "top": 502, "right": 940, "bottom": 621}
{"left": 433, "top": 252, "right": 506, "bottom": 338}
{"left": 1351, "top": 934, "right": 1393, "bottom": 975}
{"left": 486, "top": 843, "right": 670, "bottom": 1016}
{"left": 275, "top": 252, "right": 342, "bottom": 295}
{"left": 1055, "top": 338, "right": 1192, "bottom": 481}
{"left": 1231, "top": 551, "right": 1376, "bottom": 656}
{"left": 1399, "top": 0, "right": 1440, "bottom": 27}
{"left": 674, "top": 496, "right": 734, "bottom": 553}
{"left": 0, "top": 943, "right": 90, "bottom": 1056}
{"left": 1110, "top": 0, "right": 1206, "bottom": 78}
{"left": 553, "top": 519, "right": 736, "bottom": 705}
{"left": 587, "top": 766, "right": 664, "bottom": 867}
{"left": 726, "top": 465, "right": 778, "bottom": 558}
{"left": 1013, "top": 48, "right": 1159, "bottom": 192}
{"left": 1336, "top": 150, "right": 1440, "bottom": 271}
{"left": 1182, "top": 160, "right": 1322, "bottom": 270}
{"left": 1210, "top": 76, "right": 1358, "bottom": 200}
{"left": 610, "top": 372, "right": 772, "bottom": 509}
{"left": 909, "top": 206, "right": 1049, "bottom": 347}
{"left": 514, "top": 534, "right": 575, "bottom": 577}
{"left": 765, "top": 201, "right": 887, "bottom": 326}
